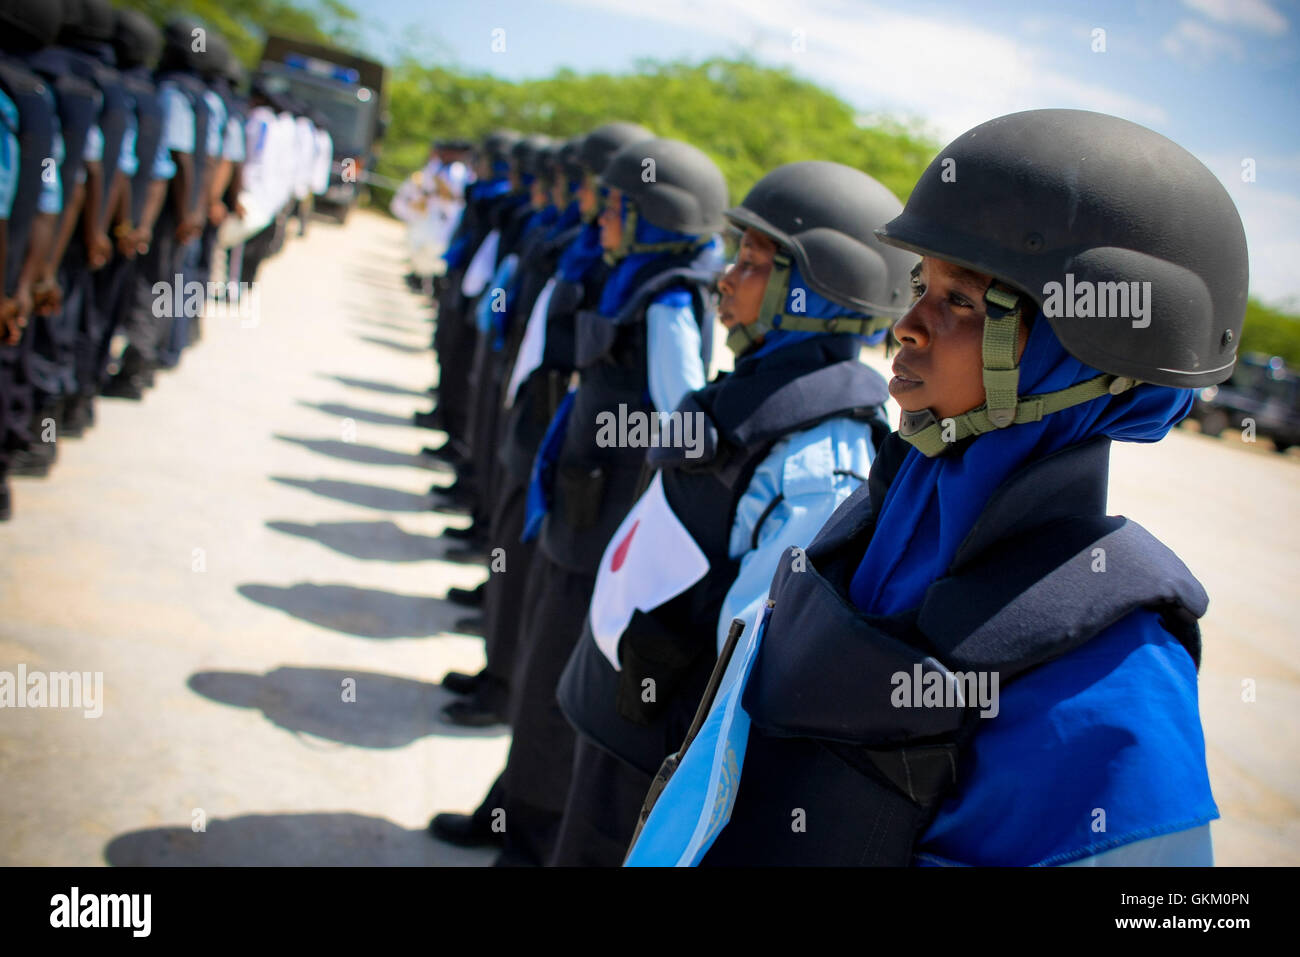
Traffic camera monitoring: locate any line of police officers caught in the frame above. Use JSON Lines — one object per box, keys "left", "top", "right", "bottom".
{"left": 412, "top": 103, "right": 1245, "bottom": 866}
{"left": 0, "top": 0, "right": 333, "bottom": 521}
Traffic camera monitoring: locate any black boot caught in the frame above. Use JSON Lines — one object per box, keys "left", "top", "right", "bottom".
{"left": 62, "top": 394, "right": 95, "bottom": 437}
{"left": 446, "top": 583, "right": 485, "bottom": 607}
{"left": 441, "top": 677, "right": 508, "bottom": 727}
{"left": 453, "top": 615, "right": 485, "bottom": 637}
{"left": 428, "top": 811, "right": 503, "bottom": 848}
{"left": 413, "top": 408, "right": 442, "bottom": 430}
{"left": 0, "top": 475, "right": 11, "bottom": 521}
{"left": 441, "top": 669, "right": 484, "bottom": 696}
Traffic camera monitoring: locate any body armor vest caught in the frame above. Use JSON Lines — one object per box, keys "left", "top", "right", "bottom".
{"left": 557, "top": 335, "right": 890, "bottom": 775}
{"left": 155, "top": 71, "right": 211, "bottom": 213}
{"left": 497, "top": 224, "right": 587, "bottom": 486}
{"left": 119, "top": 67, "right": 161, "bottom": 224}
{"left": 700, "top": 433, "right": 1207, "bottom": 865}
{"left": 0, "top": 56, "right": 56, "bottom": 296}
{"left": 25, "top": 48, "right": 100, "bottom": 216}
{"left": 65, "top": 49, "right": 128, "bottom": 222}
{"left": 539, "top": 254, "right": 716, "bottom": 574}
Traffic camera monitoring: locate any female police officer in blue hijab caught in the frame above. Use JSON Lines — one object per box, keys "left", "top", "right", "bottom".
{"left": 626, "top": 108, "right": 1248, "bottom": 867}
{"left": 550, "top": 161, "right": 913, "bottom": 865}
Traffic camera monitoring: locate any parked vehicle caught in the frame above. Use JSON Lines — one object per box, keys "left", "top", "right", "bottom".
{"left": 1187, "top": 354, "right": 1300, "bottom": 452}
{"left": 256, "top": 34, "right": 388, "bottom": 221}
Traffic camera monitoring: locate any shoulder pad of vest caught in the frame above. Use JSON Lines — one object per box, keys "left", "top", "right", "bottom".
{"left": 920, "top": 515, "right": 1208, "bottom": 675}
{"left": 725, "top": 361, "right": 889, "bottom": 451}
{"left": 612, "top": 266, "right": 716, "bottom": 326}
{"left": 547, "top": 278, "right": 584, "bottom": 318}
{"left": 645, "top": 391, "right": 720, "bottom": 469}
{"left": 545, "top": 224, "right": 583, "bottom": 254}
{"left": 953, "top": 435, "right": 1112, "bottom": 569}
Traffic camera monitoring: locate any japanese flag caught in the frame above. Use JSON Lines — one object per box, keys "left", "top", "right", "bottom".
{"left": 590, "top": 472, "right": 711, "bottom": 670}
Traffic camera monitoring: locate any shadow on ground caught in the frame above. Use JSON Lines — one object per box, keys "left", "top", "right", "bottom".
{"left": 105, "top": 812, "right": 495, "bottom": 866}
{"left": 187, "top": 666, "right": 504, "bottom": 745}
{"left": 297, "top": 400, "right": 419, "bottom": 429}
{"left": 357, "top": 334, "right": 429, "bottom": 355}
{"left": 271, "top": 475, "right": 433, "bottom": 512}
{"left": 266, "top": 519, "right": 452, "bottom": 561}
{"left": 350, "top": 316, "right": 425, "bottom": 335}
{"left": 275, "top": 433, "right": 434, "bottom": 469}
{"left": 236, "top": 582, "right": 480, "bottom": 638}
{"left": 321, "top": 373, "right": 430, "bottom": 399}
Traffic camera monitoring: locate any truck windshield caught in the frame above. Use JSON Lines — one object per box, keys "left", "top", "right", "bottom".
{"left": 262, "top": 70, "right": 376, "bottom": 155}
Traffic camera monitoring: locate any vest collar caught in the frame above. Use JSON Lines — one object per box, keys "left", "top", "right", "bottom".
{"left": 951, "top": 435, "right": 1111, "bottom": 571}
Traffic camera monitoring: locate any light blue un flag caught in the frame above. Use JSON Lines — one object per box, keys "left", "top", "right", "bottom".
{"left": 624, "top": 603, "right": 772, "bottom": 867}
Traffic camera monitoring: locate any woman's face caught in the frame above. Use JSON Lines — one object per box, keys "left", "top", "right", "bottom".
{"left": 890, "top": 257, "right": 1030, "bottom": 420}
{"left": 599, "top": 189, "right": 625, "bottom": 251}
{"left": 577, "top": 175, "right": 598, "bottom": 218}
{"left": 717, "top": 228, "right": 777, "bottom": 333}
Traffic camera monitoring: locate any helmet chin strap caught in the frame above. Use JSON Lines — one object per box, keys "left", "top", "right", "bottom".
{"left": 602, "top": 202, "right": 705, "bottom": 266}
{"left": 580, "top": 173, "right": 599, "bottom": 224}
{"left": 898, "top": 282, "right": 1142, "bottom": 457}
{"left": 724, "top": 249, "right": 891, "bottom": 358}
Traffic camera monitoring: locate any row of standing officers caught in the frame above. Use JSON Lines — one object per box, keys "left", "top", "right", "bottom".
{"left": 0, "top": 0, "right": 333, "bottom": 521}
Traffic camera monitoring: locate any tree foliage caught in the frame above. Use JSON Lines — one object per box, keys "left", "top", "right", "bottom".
{"left": 378, "top": 56, "right": 937, "bottom": 205}
{"left": 114, "top": 1, "right": 1300, "bottom": 354}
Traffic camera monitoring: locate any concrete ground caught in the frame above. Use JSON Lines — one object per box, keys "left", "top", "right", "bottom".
{"left": 1, "top": 209, "right": 1297, "bottom": 866}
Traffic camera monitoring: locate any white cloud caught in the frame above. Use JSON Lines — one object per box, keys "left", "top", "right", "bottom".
{"left": 1198, "top": 152, "right": 1300, "bottom": 304}
{"left": 561, "top": 0, "right": 1167, "bottom": 141}
{"left": 561, "top": 0, "right": 1300, "bottom": 302}
{"left": 1182, "top": 0, "right": 1289, "bottom": 36}
{"left": 1162, "top": 18, "right": 1245, "bottom": 61}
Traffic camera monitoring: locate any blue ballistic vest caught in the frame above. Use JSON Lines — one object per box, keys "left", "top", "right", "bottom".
{"left": 0, "top": 55, "right": 56, "bottom": 296}
{"left": 120, "top": 66, "right": 162, "bottom": 224}
{"left": 155, "top": 71, "right": 211, "bottom": 214}
{"left": 557, "top": 334, "right": 892, "bottom": 774}
{"left": 699, "top": 433, "right": 1206, "bottom": 866}
{"left": 65, "top": 47, "right": 129, "bottom": 222}
{"left": 24, "top": 48, "right": 100, "bottom": 217}
{"left": 497, "top": 226, "right": 590, "bottom": 488}
{"left": 539, "top": 255, "right": 717, "bottom": 575}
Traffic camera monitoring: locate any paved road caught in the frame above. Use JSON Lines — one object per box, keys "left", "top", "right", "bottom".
{"left": 1, "top": 210, "right": 1296, "bottom": 865}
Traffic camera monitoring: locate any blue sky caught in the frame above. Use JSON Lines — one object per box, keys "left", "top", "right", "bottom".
{"left": 354, "top": 0, "right": 1300, "bottom": 305}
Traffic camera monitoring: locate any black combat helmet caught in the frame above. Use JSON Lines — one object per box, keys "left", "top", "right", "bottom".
{"left": 510, "top": 133, "right": 554, "bottom": 182}
{"left": 724, "top": 161, "right": 918, "bottom": 354}
{"left": 111, "top": 8, "right": 162, "bottom": 70}
{"left": 0, "top": 0, "right": 64, "bottom": 51}
{"left": 159, "top": 18, "right": 207, "bottom": 73}
{"left": 579, "top": 121, "right": 652, "bottom": 176}
{"left": 481, "top": 129, "right": 522, "bottom": 170}
{"left": 875, "top": 108, "right": 1250, "bottom": 456}
{"left": 198, "top": 31, "right": 231, "bottom": 81}
{"left": 57, "top": 0, "right": 112, "bottom": 48}
{"left": 556, "top": 135, "right": 586, "bottom": 183}
{"left": 599, "top": 137, "right": 727, "bottom": 264}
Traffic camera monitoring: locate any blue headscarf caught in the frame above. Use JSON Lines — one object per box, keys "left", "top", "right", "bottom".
{"left": 597, "top": 206, "right": 704, "bottom": 317}
{"left": 747, "top": 262, "right": 885, "bottom": 360}
{"left": 521, "top": 203, "right": 558, "bottom": 241}
{"left": 848, "top": 311, "right": 1195, "bottom": 615}
{"left": 558, "top": 222, "right": 604, "bottom": 282}
{"left": 547, "top": 199, "right": 581, "bottom": 240}
{"left": 443, "top": 175, "right": 512, "bottom": 270}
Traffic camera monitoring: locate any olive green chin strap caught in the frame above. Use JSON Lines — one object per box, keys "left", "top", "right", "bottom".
{"left": 602, "top": 203, "right": 704, "bottom": 266}
{"left": 726, "top": 251, "right": 891, "bottom": 357}
{"left": 581, "top": 172, "right": 599, "bottom": 224}
{"left": 898, "top": 281, "right": 1142, "bottom": 457}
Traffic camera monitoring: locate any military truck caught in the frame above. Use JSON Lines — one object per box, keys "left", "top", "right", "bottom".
{"left": 1187, "top": 354, "right": 1300, "bottom": 453}
{"left": 255, "top": 34, "right": 388, "bottom": 221}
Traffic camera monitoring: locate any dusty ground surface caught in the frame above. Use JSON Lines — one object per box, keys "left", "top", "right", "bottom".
{"left": 1, "top": 209, "right": 1296, "bottom": 865}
